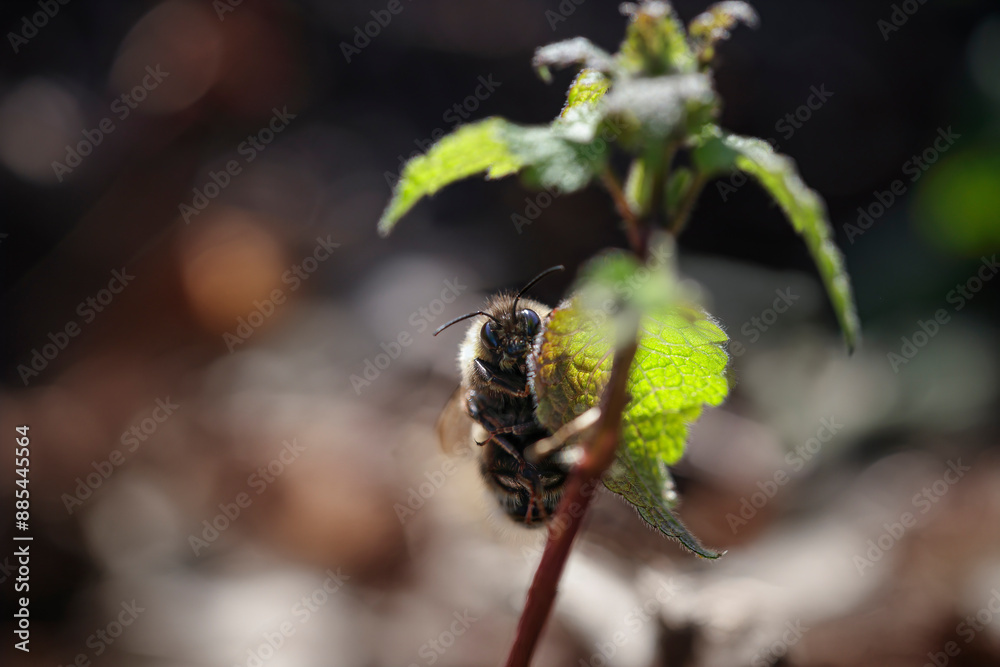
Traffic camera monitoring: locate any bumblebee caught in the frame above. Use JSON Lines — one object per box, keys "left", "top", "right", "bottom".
{"left": 435, "top": 267, "right": 567, "bottom": 525}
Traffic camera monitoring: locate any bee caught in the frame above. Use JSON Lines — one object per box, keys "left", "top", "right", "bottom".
{"left": 434, "top": 266, "right": 568, "bottom": 526}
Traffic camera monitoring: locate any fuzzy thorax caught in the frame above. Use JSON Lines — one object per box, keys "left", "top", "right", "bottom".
{"left": 458, "top": 294, "right": 551, "bottom": 398}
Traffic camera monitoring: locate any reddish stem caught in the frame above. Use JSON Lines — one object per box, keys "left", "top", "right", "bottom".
{"left": 503, "top": 339, "right": 638, "bottom": 667}
{"left": 600, "top": 169, "right": 647, "bottom": 258}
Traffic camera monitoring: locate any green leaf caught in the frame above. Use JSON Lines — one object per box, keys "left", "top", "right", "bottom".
{"left": 556, "top": 69, "right": 611, "bottom": 142}
{"left": 533, "top": 38, "right": 616, "bottom": 82}
{"left": 688, "top": 1, "right": 759, "bottom": 66}
{"left": 378, "top": 118, "right": 523, "bottom": 236}
{"left": 561, "top": 69, "right": 611, "bottom": 115}
{"left": 617, "top": 1, "right": 697, "bottom": 76}
{"left": 500, "top": 123, "right": 612, "bottom": 193}
{"left": 693, "top": 125, "right": 861, "bottom": 350}
{"left": 529, "top": 247, "right": 729, "bottom": 556}
{"left": 604, "top": 74, "right": 717, "bottom": 148}
{"left": 379, "top": 83, "right": 617, "bottom": 235}
{"left": 603, "top": 450, "right": 720, "bottom": 558}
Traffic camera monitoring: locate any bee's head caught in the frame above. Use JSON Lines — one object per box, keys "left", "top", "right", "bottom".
{"left": 475, "top": 298, "right": 543, "bottom": 370}
{"left": 449, "top": 296, "right": 549, "bottom": 397}
{"left": 435, "top": 266, "right": 563, "bottom": 397}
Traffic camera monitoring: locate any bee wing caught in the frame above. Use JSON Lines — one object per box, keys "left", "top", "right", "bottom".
{"left": 436, "top": 387, "right": 476, "bottom": 457}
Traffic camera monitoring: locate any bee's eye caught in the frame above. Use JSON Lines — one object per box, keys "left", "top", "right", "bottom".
{"left": 481, "top": 320, "right": 501, "bottom": 349}
{"left": 520, "top": 309, "right": 541, "bottom": 335}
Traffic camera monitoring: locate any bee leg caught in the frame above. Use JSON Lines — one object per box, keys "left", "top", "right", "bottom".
{"left": 531, "top": 494, "right": 550, "bottom": 524}
{"left": 475, "top": 420, "right": 539, "bottom": 463}
{"left": 474, "top": 429, "right": 527, "bottom": 449}
{"left": 520, "top": 469, "right": 550, "bottom": 524}
{"left": 482, "top": 432, "right": 526, "bottom": 464}
{"left": 471, "top": 407, "right": 535, "bottom": 435}
{"left": 474, "top": 359, "right": 531, "bottom": 397}
{"left": 491, "top": 421, "right": 538, "bottom": 436}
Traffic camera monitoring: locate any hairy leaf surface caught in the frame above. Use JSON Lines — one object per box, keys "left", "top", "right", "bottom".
{"left": 530, "top": 250, "right": 728, "bottom": 555}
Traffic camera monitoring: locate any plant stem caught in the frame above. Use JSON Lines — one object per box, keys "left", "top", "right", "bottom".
{"left": 668, "top": 173, "right": 707, "bottom": 237}
{"left": 505, "top": 166, "right": 650, "bottom": 667}
{"left": 503, "top": 337, "right": 639, "bottom": 667}
{"left": 600, "top": 168, "right": 646, "bottom": 257}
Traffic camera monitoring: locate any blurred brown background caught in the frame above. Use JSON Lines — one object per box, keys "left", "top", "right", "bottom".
{"left": 2, "top": 0, "right": 1000, "bottom": 665}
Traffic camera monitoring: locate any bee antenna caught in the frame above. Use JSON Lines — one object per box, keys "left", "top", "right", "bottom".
{"left": 513, "top": 265, "right": 565, "bottom": 311}
{"left": 433, "top": 310, "right": 500, "bottom": 336}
